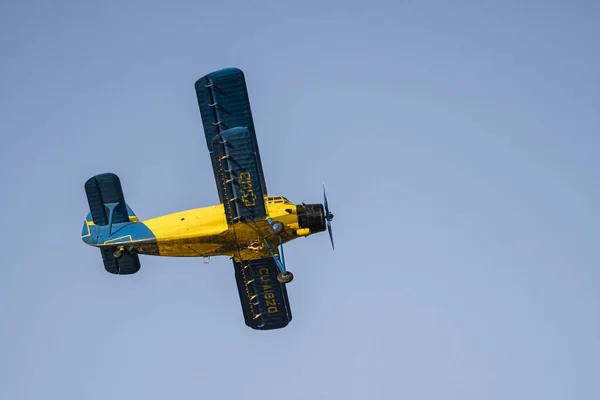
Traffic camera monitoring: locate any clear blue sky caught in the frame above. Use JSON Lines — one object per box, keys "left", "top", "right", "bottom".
{"left": 1, "top": 0, "right": 599, "bottom": 398}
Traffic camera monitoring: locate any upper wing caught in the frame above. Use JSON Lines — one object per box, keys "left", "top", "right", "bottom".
{"left": 194, "top": 68, "right": 268, "bottom": 222}
{"left": 233, "top": 257, "right": 292, "bottom": 330}
{"left": 210, "top": 127, "right": 267, "bottom": 222}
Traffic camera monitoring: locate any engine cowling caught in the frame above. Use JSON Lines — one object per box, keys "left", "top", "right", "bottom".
{"left": 296, "top": 204, "right": 326, "bottom": 235}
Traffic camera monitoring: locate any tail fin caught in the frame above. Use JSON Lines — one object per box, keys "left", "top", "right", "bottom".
{"left": 125, "top": 204, "right": 139, "bottom": 222}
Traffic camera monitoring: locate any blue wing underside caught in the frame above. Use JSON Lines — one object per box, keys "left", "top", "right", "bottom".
{"left": 194, "top": 67, "right": 268, "bottom": 223}
{"left": 233, "top": 257, "right": 292, "bottom": 330}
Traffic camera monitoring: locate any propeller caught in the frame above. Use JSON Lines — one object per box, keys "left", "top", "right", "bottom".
{"left": 322, "top": 182, "right": 335, "bottom": 250}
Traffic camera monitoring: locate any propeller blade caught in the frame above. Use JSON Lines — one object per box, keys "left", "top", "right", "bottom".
{"left": 322, "top": 182, "right": 329, "bottom": 214}
{"left": 327, "top": 221, "right": 335, "bottom": 250}
{"left": 323, "top": 182, "right": 334, "bottom": 250}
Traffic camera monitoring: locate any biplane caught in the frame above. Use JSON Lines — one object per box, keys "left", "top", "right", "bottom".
{"left": 81, "top": 67, "right": 334, "bottom": 330}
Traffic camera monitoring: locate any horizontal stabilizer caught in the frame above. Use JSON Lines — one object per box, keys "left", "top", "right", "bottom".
{"left": 84, "top": 173, "right": 129, "bottom": 226}
{"left": 233, "top": 257, "right": 292, "bottom": 330}
{"left": 101, "top": 248, "right": 140, "bottom": 275}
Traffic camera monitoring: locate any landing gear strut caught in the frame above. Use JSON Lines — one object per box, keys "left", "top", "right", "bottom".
{"left": 265, "top": 219, "right": 293, "bottom": 284}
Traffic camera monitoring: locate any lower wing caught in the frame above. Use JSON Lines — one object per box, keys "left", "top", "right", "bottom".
{"left": 232, "top": 257, "right": 292, "bottom": 330}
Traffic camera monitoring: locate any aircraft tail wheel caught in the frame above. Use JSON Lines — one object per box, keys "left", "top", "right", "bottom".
{"left": 269, "top": 221, "right": 285, "bottom": 235}
{"left": 113, "top": 246, "right": 125, "bottom": 259}
{"left": 277, "top": 271, "right": 294, "bottom": 284}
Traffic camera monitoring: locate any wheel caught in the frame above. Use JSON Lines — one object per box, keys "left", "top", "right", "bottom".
{"left": 277, "top": 271, "right": 294, "bottom": 284}
{"left": 269, "top": 221, "right": 285, "bottom": 235}
{"left": 113, "top": 246, "right": 125, "bottom": 259}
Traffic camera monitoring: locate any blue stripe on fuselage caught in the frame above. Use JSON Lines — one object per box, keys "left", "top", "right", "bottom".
{"left": 81, "top": 219, "right": 156, "bottom": 246}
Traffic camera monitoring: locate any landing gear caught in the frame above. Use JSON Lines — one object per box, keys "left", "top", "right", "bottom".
{"left": 113, "top": 246, "right": 136, "bottom": 259}
{"left": 277, "top": 271, "right": 294, "bottom": 284}
{"left": 269, "top": 221, "right": 285, "bottom": 235}
{"left": 266, "top": 218, "right": 293, "bottom": 284}
{"left": 113, "top": 246, "right": 125, "bottom": 259}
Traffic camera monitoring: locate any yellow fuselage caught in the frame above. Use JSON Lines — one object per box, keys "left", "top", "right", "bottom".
{"left": 142, "top": 198, "right": 308, "bottom": 260}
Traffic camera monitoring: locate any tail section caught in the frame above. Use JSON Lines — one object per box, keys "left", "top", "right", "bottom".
{"left": 125, "top": 204, "right": 139, "bottom": 222}
{"left": 82, "top": 173, "right": 142, "bottom": 275}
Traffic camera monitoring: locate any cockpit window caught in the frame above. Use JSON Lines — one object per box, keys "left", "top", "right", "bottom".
{"left": 267, "top": 196, "right": 292, "bottom": 204}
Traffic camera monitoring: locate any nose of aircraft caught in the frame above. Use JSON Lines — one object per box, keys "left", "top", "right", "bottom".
{"left": 297, "top": 203, "right": 327, "bottom": 234}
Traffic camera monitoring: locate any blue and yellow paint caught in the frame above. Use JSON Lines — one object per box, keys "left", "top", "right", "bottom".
{"left": 82, "top": 196, "right": 311, "bottom": 260}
